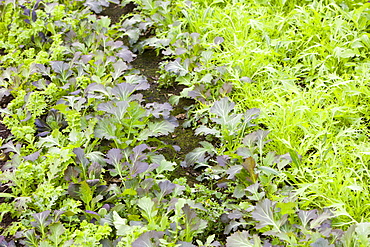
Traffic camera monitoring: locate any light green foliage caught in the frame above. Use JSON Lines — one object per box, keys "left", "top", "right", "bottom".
{"left": 1, "top": 0, "right": 370, "bottom": 245}
{"left": 151, "top": 0, "right": 370, "bottom": 226}
{"left": 71, "top": 221, "right": 112, "bottom": 246}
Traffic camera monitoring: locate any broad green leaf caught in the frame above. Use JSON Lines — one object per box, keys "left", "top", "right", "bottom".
{"left": 111, "top": 60, "right": 128, "bottom": 81}
{"left": 79, "top": 181, "right": 93, "bottom": 207}
{"left": 32, "top": 210, "right": 52, "bottom": 231}
{"left": 50, "top": 61, "right": 69, "bottom": 74}
{"left": 184, "top": 146, "right": 209, "bottom": 167}
{"left": 122, "top": 188, "right": 137, "bottom": 196}
{"left": 355, "top": 223, "right": 370, "bottom": 245}
{"left": 233, "top": 184, "right": 246, "bottom": 199}
{"left": 138, "top": 120, "right": 176, "bottom": 140}
{"left": 210, "top": 97, "right": 235, "bottom": 125}
{"left": 47, "top": 223, "right": 65, "bottom": 245}
{"left": 258, "top": 166, "right": 279, "bottom": 175}
{"left": 83, "top": 0, "right": 109, "bottom": 13}
{"left": 226, "top": 231, "right": 262, "bottom": 247}
{"left": 246, "top": 183, "right": 265, "bottom": 201}
{"left": 94, "top": 117, "right": 117, "bottom": 140}
{"left": 156, "top": 158, "right": 176, "bottom": 173}
{"left": 276, "top": 202, "right": 297, "bottom": 215}
{"left": 164, "top": 60, "right": 188, "bottom": 76}
{"left": 138, "top": 197, "right": 157, "bottom": 222}
{"left": 112, "top": 211, "right": 130, "bottom": 236}
{"left": 252, "top": 199, "right": 285, "bottom": 230}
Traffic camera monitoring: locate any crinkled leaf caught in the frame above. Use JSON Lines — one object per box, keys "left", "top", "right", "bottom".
{"left": 138, "top": 120, "right": 176, "bottom": 140}
{"left": 228, "top": 210, "right": 243, "bottom": 220}
{"left": 233, "top": 184, "right": 245, "bottom": 198}
{"left": 117, "top": 48, "right": 136, "bottom": 63}
{"left": 50, "top": 61, "right": 69, "bottom": 74}
{"left": 244, "top": 108, "right": 260, "bottom": 124}
{"left": 184, "top": 141, "right": 215, "bottom": 167}
{"left": 311, "top": 238, "right": 332, "bottom": 247}
{"left": 73, "top": 148, "right": 89, "bottom": 169}
{"left": 210, "top": 97, "right": 235, "bottom": 119}
{"left": 111, "top": 83, "right": 136, "bottom": 101}
{"left": 226, "top": 231, "right": 261, "bottom": 247}
{"left": 145, "top": 102, "right": 172, "bottom": 118}
{"left": 164, "top": 60, "right": 188, "bottom": 76}
{"left": 94, "top": 117, "right": 117, "bottom": 140}
{"left": 47, "top": 222, "right": 66, "bottom": 245}
{"left": 255, "top": 130, "right": 271, "bottom": 150}
{"left": 111, "top": 60, "right": 128, "bottom": 80}
{"left": 183, "top": 204, "right": 205, "bottom": 232}
{"left": 106, "top": 148, "right": 122, "bottom": 167}
{"left": 156, "top": 158, "right": 176, "bottom": 173}
{"left": 98, "top": 101, "right": 129, "bottom": 120}
{"left": 195, "top": 126, "right": 221, "bottom": 137}
{"left": 106, "top": 40, "right": 123, "bottom": 49}
{"left": 23, "top": 150, "right": 41, "bottom": 161}
{"left": 276, "top": 202, "right": 297, "bottom": 215}
{"left": 124, "top": 75, "right": 149, "bottom": 88}
{"left": 112, "top": 211, "right": 130, "bottom": 236}
{"left": 159, "top": 180, "right": 176, "bottom": 197}
{"left": 185, "top": 148, "right": 207, "bottom": 167}
{"left": 355, "top": 222, "right": 370, "bottom": 244}
{"left": 83, "top": 0, "right": 109, "bottom": 13}
{"left": 246, "top": 182, "right": 265, "bottom": 201}
{"left": 237, "top": 147, "right": 254, "bottom": 158}
{"left": 298, "top": 209, "right": 318, "bottom": 228}
{"left": 138, "top": 197, "right": 157, "bottom": 220}
{"left": 85, "top": 151, "right": 105, "bottom": 164}
{"left": 252, "top": 199, "right": 286, "bottom": 230}
{"left": 148, "top": 120, "right": 177, "bottom": 136}
{"left": 310, "top": 211, "right": 333, "bottom": 229}
{"left": 177, "top": 242, "right": 196, "bottom": 247}
{"left": 226, "top": 165, "right": 243, "bottom": 180}
{"left": 0, "top": 88, "right": 10, "bottom": 101}
{"left": 85, "top": 83, "right": 110, "bottom": 97}
{"left": 1, "top": 141, "right": 21, "bottom": 155}
{"left": 131, "top": 161, "right": 149, "bottom": 177}
{"left": 88, "top": 162, "right": 102, "bottom": 178}
{"left": 129, "top": 144, "right": 149, "bottom": 177}
{"left": 126, "top": 29, "right": 140, "bottom": 44}
{"left": 175, "top": 47, "right": 187, "bottom": 55}
{"left": 132, "top": 231, "right": 165, "bottom": 247}
{"left": 31, "top": 211, "right": 51, "bottom": 230}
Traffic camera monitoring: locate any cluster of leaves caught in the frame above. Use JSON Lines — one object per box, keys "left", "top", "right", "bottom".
{"left": 0, "top": 0, "right": 208, "bottom": 245}
{"left": 1, "top": 0, "right": 370, "bottom": 246}
{"left": 125, "top": 0, "right": 370, "bottom": 245}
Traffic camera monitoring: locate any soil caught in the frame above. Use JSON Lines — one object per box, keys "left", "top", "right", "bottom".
{"left": 131, "top": 49, "right": 205, "bottom": 185}
{"left": 98, "top": 2, "right": 136, "bottom": 24}
{"left": 0, "top": 94, "right": 13, "bottom": 167}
